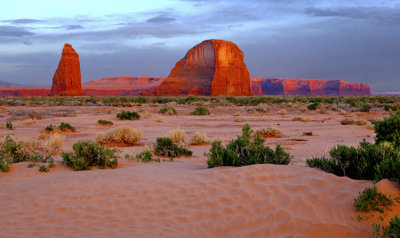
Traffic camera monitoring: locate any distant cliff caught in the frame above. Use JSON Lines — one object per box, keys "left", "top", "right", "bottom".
{"left": 251, "top": 78, "right": 370, "bottom": 96}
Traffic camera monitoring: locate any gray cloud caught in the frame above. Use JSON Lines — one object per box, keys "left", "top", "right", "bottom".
{"left": 2, "top": 18, "right": 43, "bottom": 24}
{"left": 0, "top": 26, "right": 34, "bottom": 37}
{"left": 146, "top": 13, "right": 176, "bottom": 23}
{"left": 64, "top": 24, "right": 84, "bottom": 30}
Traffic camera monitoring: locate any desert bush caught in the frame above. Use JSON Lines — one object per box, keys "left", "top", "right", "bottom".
{"left": 255, "top": 127, "right": 283, "bottom": 138}
{"left": 308, "top": 102, "right": 319, "bottom": 110}
{"left": 45, "top": 125, "right": 54, "bottom": 132}
{"left": 373, "top": 112, "right": 400, "bottom": 147}
{"left": 159, "top": 106, "right": 177, "bottom": 115}
{"left": 341, "top": 118, "right": 356, "bottom": 125}
{"left": 191, "top": 106, "right": 210, "bottom": 116}
{"left": 38, "top": 164, "right": 49, "bottom": 172}
{"left": 190, "top": 132, "right": 209, "bottom": 145}
{"left": 303, "top": 131, "right": 313, "bottom": 136}
{"left": 306, "top": 157, "right": 340, "bottom": 174}
{"left": 62, "top": 140, "right": 118, "bottom": 170}
{"left": 58, "top": 122, "right": 75, "bottom": 131}
{"left": 0, "top": 135, "right": 29, "bottom": 163}
{"left": 168, "top": 128, "right": 187, "bottom": 143}
{"left": 44, "top": 133, "right": 64, "bottom": 154}
{"left": 154, "top": 137, "right": 193, "bottom": 158}
{"left": 354, "top": 186, "right": 394, "bottom": 213}
{"left": 318, "top": 104, "right": 329, "bottom": 114}
{"left": 97, "top": 119, "right": 113, "bottom": 125}
{"left": 6, "top": 121, "right": 13, "bottom": 130}
{"left": 135, "top": 151, "right": 153, "bottom": 162}
{"left": 153, "top": 116, "right": 163, "bottom": 122}
{"left": 96, "top": 126, "right": 142, "bottom": 145}
{"left": 22, "top": 118, "right": 36, "bottom": 125}
{"left": 206, "top": 124, "right": 291, "bottom": 168}
{"left": 277, "top": 109, "right": 287, "bottom": 115}
{"left": 384, "top": 105, "right": 399, "bottom": 112}
{"left": 361, "top": 103, "right": 370, "bottom": 112}
{"left": 293, "top": 116, "right": 311, "bottom": 122}
{"left": 18, "top": 137, "right": 41, "bottom": 153}
{"left": 381, "top": 215, "right": 400, "bottom": 238}
{"left": 117, "top": 111, "right": 140, "bottom": 120}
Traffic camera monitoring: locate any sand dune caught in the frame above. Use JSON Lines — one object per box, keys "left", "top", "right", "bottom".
{"left": 0, "top": 161, "right": 372, "bottom": 238}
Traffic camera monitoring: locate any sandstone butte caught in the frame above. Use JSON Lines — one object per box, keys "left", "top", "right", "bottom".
{"left": 50, "top": 43, "right": 84, "bottom": 96}
{"left": 156, "top": 39, "right": 253, "bottom": 96}
{"left": 251, "top": 78, "right": 370, "bottom": 96}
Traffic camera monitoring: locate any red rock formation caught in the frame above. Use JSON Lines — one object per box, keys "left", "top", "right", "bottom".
{"left": 0, "top": 88, "right": 50, "bottom": 97}
{"left": 156, "top": 39, "right": 253, "bottom": 96}
{"left": 50, "top": 43, "right": 84, "bottom": 96}
{"left": 251, "top": 78, "right": 370, "bottom": 96}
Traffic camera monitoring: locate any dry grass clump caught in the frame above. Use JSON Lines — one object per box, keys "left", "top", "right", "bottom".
{"left": 168, "top": 128, "right": 187, "bottom": 143}
{"left": 341, "top": 118, "right": 356, "bottom": 125}
{"left": 277, "top": 109, "right": 287, "bottom": 115}
{"left": 293, "top": 116, "right": 311, "bottom": 122}
{"left": 318, "top": 104, "right": 329, "bottom": 114}
{"left": 190, "top": 132, "right": 209, "bottom": 145}
{"left": 299, "top": 108, "right": 307, "bottom": 113}
{"left": 355, "top": 119, "right": 368, "bottom": 125}
{"left": 96, "top": 126, "right": 142, "bottom": 145}
{"left": 303, "top": 131, "right": 313, "bottom": 136}
{"left": 18, "top": 136, "right": 41, "bottom": 152}
{"left": 44, "top": 133, "right": 65, "bottom": 154}
{"left": 22, "top": 118, "right": 36, "bottom": 125}
{"left": 255, "top": 127, "right": 284, "bottom": 138}
{"left": 153, "top": 116, "right": 163, "bottom": 122}
{"left": 233, "top": 112, "right": 241, "bottom": 116}
{"left": 142, "top": 111, "right": 153, "bottom": 119}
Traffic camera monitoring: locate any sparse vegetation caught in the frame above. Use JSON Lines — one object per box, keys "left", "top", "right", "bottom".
{"left": 374, "top": 111, "right": 400, "bottom": 147}
{"left": 293, "top": 116, "right": 311, "bottom": 122}
{"left": 190, "top": 132, "right": 209, "bottom": 145}
{"left": 159, "top": 106, "right": 177, "bottom": 115}
{"left": 62, "top": 140, "right": 118, "bottom": 171}
{"left": 117, "top": 111, "right": 140, "bottom": 120}
{"left": 6, "top": 121, "right": 13, "bottom": 130}
{"left": 97, "top": 119, "right": 113, "bottom": 125}
{"left": 96, "top": 126, "right": 142, "bottom": 145}
{"left": 303, "top": 131, "right": 313, "bottom": 136}
{"left": 154, "top": 137, "right": 193, "bottom": 158}
{"left": 308, "top": 102, "right": 320, "bottom": 110}
{"left": 354, "top": 186, "right": 394, "bottom": 213}
{"left": 341, "top": 118, "right": 356, "bottom": 125}
{"left": 22, "top": 118, "right": 36, "bottom": 125}
{"left": 255, "top": 127, "right": 283, "bottom": 138}
{"left": 44, "top": 134, "right": 64, "bottom": 154}
{"left": 206, "top": 124, "right": 291, "bottom": 168}
{"left": 167, "top": 128, "right": 187, "bottom": 144}
{"left": 191, "top": 106, "right": 210, "bottom": 116}
{"left": 45, "top": 125, "right": 54, "bottom": 131}
{"left": 58, "top": 122, "right": 75, "bottom": 131}
{"left": 38, "top": 164, "right": 49, "bottom": 172}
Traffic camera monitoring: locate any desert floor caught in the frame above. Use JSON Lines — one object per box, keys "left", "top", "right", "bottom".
{"left": 0, "top": 103, "right": 391, "bottom": 237}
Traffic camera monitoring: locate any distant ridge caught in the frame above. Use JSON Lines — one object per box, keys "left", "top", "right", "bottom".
{"left": 0, "top": 80, "right": 22, "bottom": 88}
{"left": 372, "top": 92, "right": 400, "bottom": 95}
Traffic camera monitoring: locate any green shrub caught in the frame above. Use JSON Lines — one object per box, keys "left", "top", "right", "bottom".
{"left": 374, "top": 112, "right": 400, "bottom": 147}
{"left": 382, "top": 215, "right": 400, "bottom": 238}
{"left": 361, "top": 103, "right": 370, "bottom": 112}
{"left": 97, "top": 120, "right": 113, "bottom": 125}
{"left": 154, "top": 137, "right": 193, "bottom": 158}
{"left": 58, "top": 122, "right": 75, "bottom": 131}
{"left": 306, "top": 157, "right": 341, "bottom": 174}
{"left": 206, "top": 124, "right": 292, "bottom": 168}
{"left": 45, "top": 125, "right": 54, "bottom": 131}
{"left": 38, "top": 164, "right": 49, "bottom": 172}
{"left": 307, "top": 102, "right": 319, "bottom": 110}
{"left": 48, "top": 158, "right": 55, "bottom": 168}
{"left": 62, "top": 140, "right": 118, "bottom": 171}
{"left": 0, "top": 157, "right": 9, "bottom": 172}
{"left": 135, "top": 151, "right": 153, "bottom": 162}
{"left": 191, "top": 106, "right": 210, "bottom": 116}
{"left": 354, "top": 186, "right": 394, "bottom": 213}
{"left": 384, "top": 105, "right": 399, "bottom": 112}
{"left": 6, "top": 121, "right": 13, "bottom": 130}
{"left": 117, "top": 111, "right": 140, "bottom": 120}
{"left": 159, "top": 106, "right": 177, "bottom": 115}
{"left": 0, "top": 135, "right": 29, "bottom": 163}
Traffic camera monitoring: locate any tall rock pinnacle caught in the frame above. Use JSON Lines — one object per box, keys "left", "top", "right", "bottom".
{"left": 50, "top": 43, "right": 84, "bottom": 96}
{"left": 156, "top": 39, "right": 253, "bottom": 96}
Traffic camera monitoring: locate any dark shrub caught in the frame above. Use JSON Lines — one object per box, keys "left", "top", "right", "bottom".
{"left": 58, "top": 122, "right": 75, "bottom": 131}
{"left": 136, "top": 151, "right": 153, "bottom": 162}
{"left": 154, "top": 137, "right": 193, "bottom": 158}
{"left": 45, "top": 125, "right": 54, "bottom": 131}
{"left": 374, "top": 112, "right": 400, "bottom": 147}
{"left": 38, "top": 164, "right": 49, "bottom": 172}
{"left": 62, "top": 140, "right": 118, "bottom": 171}
{"left": 97, "top": 120, "right": 113, "bottom": 125}
{"left": 384, "top": 105, "right": 399, "bottom": 112}
{"left": 361, "top": 103, "right": 370, "bottom": 112}
{"left": 383, "top": 215, "right": 400, "bottom": 238}
{"left": 354, "top": 186, "right": 394, "bottom": 213}
{"left": 307, "top": 102, "right": 319, "bottom": 110}
{"left": 0, "top": 157, "right": 9, "bottom": 172}
{"left": 159, "top": 106, "right": 177, "bottom": 115}
{"left": 6, "top": 121, "right": 13, "bottom": 130}
{"left": 206, "top": 124, "right": 292, "bottom": 168}
{"left": 117, "top": 111, "right": 140, "bottom": 120}
{"left": 306, "top": 157, "right": 341, "bottom": 175}
{"left": 191, "top": 106, "right": 210, "bottom": 116}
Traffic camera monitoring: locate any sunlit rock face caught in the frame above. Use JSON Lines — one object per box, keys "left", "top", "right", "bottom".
{"left": 251, "top": 78, "right": 370, "bottom": 95}
{"left": 156, "top": 39, "right": 253, "bottom": 96}
{"left": 50, "top": 43, "right": 84, "bottom": 96}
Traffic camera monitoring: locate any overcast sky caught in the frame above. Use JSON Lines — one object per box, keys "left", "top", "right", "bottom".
{"left": 0, "top": 0, "right": 399, "bottom": 91}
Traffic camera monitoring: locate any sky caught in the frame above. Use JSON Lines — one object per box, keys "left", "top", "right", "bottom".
{"left": 0, "top": 0, "right": 399, "bottom": 91}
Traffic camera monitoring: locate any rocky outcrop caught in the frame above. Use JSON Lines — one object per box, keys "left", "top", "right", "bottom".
{"left": 50, "top": 43, "right": 84, "bottom": 96}
{"left": 156, "top": 39, "right": 253, "bottom": 96}
{"left": 251, "top": 78, "right": 370, "bottom": 96}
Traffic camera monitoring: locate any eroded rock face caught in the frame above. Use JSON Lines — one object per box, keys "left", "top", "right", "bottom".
{"left": 251, "top": 78, "right": 370, "bottom": 95}
{"left": 156, "top": 39, "right": 253, "bottom": 96}
{"left": 50, "top": 43, "right": 84, "bottom": 96}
